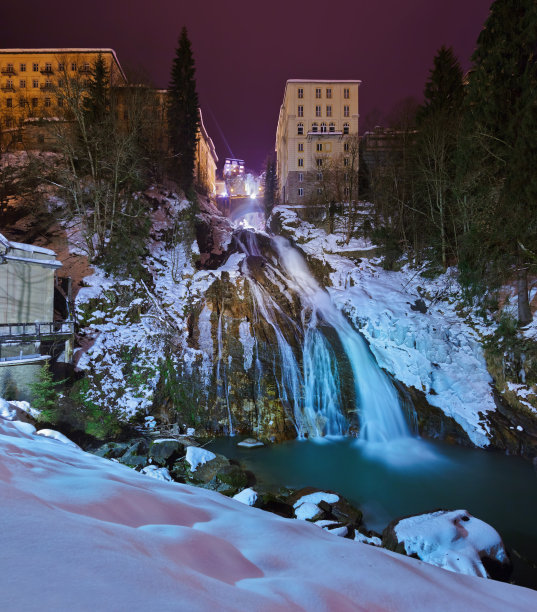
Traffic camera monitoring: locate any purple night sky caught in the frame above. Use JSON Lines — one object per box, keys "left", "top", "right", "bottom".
{"left": 3, "top": 0, "right": 492, "bottom": 172}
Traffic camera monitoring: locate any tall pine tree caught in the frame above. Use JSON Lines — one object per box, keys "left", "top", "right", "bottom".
{"left": 414, "top": 46, "right": 464, "bottom": 268}
{"left": 458, "top": 0, "right": 537, "bottom": 324}
{"left": 263, "top": 156, "right": 278, "bottom": 218}
{"left": 168, "top": 28, "right": 200, "bottom": 193}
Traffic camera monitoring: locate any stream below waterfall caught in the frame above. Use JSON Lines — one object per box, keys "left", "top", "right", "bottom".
{"left": 208, "top": 435, "right": 537, "bottom": 588}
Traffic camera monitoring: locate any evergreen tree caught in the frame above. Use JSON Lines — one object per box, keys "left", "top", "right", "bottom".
{"left": 167, "top": 28, "right": 200, "bottom": 192}
{"left": 414, "top": 46, "right": 464, "bottom": 268}
{"left": 84, "top": 53, "right": 110, "bottom": 124}
{"left": 417, "top": 46, "right": 464, "bottom": 123}
{"left": 458, "top": 0, "right": 537, "bottom": 323}
{"left": 263, "top": 156, "right": 278, "bottom": 218}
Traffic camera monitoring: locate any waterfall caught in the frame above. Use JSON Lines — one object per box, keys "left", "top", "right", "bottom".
{"left": 216, "top": 312, "right": 234, "bottom": 436}
{"left": 238, "top": 230, "right": 410, "bottom": 442}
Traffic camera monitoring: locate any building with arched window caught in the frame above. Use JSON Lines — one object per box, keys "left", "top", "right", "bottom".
{"left": 275, "top": 79, "right": 360, "bottom": 204}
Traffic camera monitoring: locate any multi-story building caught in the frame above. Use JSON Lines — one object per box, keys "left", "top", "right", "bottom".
{"left": 0, "top": 49, "right": 127, "bottom": 149}
{"left": 275, "top": 79, "right": 360, "bottom": 204}
{"left": 0, "top": 48, "right": 218, "bottom": 197}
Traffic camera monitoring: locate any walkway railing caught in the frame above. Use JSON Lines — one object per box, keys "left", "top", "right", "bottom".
{"left": 0, "top": 321, "right": 74, "bottom": 341}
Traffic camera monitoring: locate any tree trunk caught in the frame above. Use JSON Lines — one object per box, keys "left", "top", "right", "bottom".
{"left": 517, "top": 265, "right": 532, "bottom": 326}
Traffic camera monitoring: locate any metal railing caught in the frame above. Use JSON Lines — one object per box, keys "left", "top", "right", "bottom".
{"left": 0, "top": 320, "right": 74, "bottom": 340}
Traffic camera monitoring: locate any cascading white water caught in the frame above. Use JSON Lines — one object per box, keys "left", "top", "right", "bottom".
{"left": 272, "top": 236, "right": 409, "bottom": 442}
{"left": 216, "top": 312, "right": 234, "bottom": 436}
{"left": 238, "top": 229, "right": 410, "bottom": 442}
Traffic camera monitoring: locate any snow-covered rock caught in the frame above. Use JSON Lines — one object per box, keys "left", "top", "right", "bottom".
{"left": 293, "top": 491, "right": 339, "bottom": 508}
{"left": 295, "top": 502, "right": 323, "bottom": 521}
{"left": 36, "top": 429, "right": 79, "bottom": 448}
{"left": 141, "top": 465, "right": 173, "bottom": 482}
{"left": 233, "top": 488, "right": 258, "bottom": 506}
{"left": 386, "top": 509, "right": 510, "bottom": 579}
{"left": 185, "top": 446, "right": 216, "bottom": 471}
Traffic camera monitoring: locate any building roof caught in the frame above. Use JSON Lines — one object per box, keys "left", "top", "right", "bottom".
{"left": 0, "top": 232, "right": 61, "bottom": 268}
{"left": 286, "top": 79, "right": 362, "bottom": 84}
{"left": 0, "top": 48, "right": 127, "bottom": 82}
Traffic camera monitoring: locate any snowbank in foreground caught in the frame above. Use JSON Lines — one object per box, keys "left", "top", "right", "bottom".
{"left": 1, "top": 417, "right": 535, "bottom": 611}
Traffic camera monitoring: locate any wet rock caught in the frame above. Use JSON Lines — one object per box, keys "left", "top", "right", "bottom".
{"left": 148, "top": 439, "right": 185, "bottom": 466}
{"left": 255, "top": 490, "right": 295, "bottom": 518}
{"left": 215, "top": 464, "right": 248, "bottom": 490}
{"left": 118, "top": 439, "right": 150, "bottom": 468}
{"left": 185, "top": 453, "right": 230, "bottom": 484}
{"left": 410, "top": 299, "right": 427, "bottom": 314}
{"left": 237, "top": 438, "right": 264, "bottom": 448}
{"left": 93, "top": 441, "right": 131, "bottom": 459}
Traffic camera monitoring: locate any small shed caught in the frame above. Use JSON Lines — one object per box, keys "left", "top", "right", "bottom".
{"left": 0, "top": 232, "right": 73, "bottom": 400}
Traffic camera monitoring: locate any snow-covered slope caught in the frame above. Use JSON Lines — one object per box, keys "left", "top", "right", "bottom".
{"left": 1, "top": 416, "right": 536, "bottom": 611}
{"left": 274, "top": 205, "right": 496, "bottom": 446}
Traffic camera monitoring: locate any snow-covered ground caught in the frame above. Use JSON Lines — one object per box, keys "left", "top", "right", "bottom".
{"left": 274, "top": 205, "right": 498, "bottom": 446}
{"left": 2, "top": 414, "right": 536, "bottom": 611}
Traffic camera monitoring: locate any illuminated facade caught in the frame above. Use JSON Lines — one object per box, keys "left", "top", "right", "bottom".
{"left": 223, "top": 158, "right": 245, "bottom": 177}
{"left": 275, "top": 79, "right": 360, "bottom": 204}
{"left": 195, "top": 109, "right": 218, "bottom": 195}
{"left": 0, "top": 49, "right": 126, "bottom": 149}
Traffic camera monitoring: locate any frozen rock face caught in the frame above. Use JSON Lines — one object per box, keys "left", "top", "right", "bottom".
{"left": 383, "top": 510, "right": 511, "bottom": 580}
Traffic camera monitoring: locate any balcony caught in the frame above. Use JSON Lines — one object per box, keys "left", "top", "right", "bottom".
{"left": 1, "top": 84, "right": 16, "bottom": 92}
{"left": 1, "top": 67, "right": 16, "bottom": 76}
{"left": 78, "top": 66, "right": 92, "bottom": 75}
{"left": 40, "top": 82, "right": 54, "bottom": 90}
{"left": 0, "top": 320, "right": 74, "bottom": 343}
{"left": 40, "top": 67, "right": 54, "bottom": 75}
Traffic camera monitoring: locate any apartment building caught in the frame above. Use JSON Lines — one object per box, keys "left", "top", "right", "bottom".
{"left": 275, "top": 79, "right": 360, "bottom": 204}
{"left": 0, "top": 49, "right": 127, "bottom": 148}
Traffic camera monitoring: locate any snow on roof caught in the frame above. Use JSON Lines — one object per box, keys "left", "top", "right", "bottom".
{"left": 287, "top": 79, "right": 362, "bottom": 84}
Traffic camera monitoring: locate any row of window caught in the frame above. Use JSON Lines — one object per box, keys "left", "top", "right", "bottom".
{"left": 298, "top": 141, "right": 351, "bottom": 153}
{"left": 3, "top": 78, "right": 63, "bottom": 89}
{"left": 2, "top": 62, "right": 91, "bottom": 73}
{"left": 297, "top": 105, "right": 350, "bottom": 117}
{"left": 297, "top": 87, "right": 351, "bottom": 99}
{"left": 297, "top": 157, "right": 351, "bottom": 168}
{"left": 297, "top": 171, "right": 351, "bottom": 182}
{"left": 5, "top": 97, "right": 64, "bottom": 109}
{"left": 296, "top": 122, "right": 350, "bottom": 135}
{"left": 297, "top": 186, "right": 351, "bottom": 196}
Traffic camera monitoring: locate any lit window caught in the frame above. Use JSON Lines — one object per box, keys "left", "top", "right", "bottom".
{"left": 298, "top": 172, "right": 303, "bottom": 182}
{"left": 45, "top": 97, "right": 51, "bottom": 107}
{"left": 6, "top": 98, "right": 13, "bottom": 108}
{"left": 326, "top": 105, "right": 332, "bottom": 117}
{"left": 344, "top": 105, "right": 350, "bottom": 117}
{"left": 298, "top": 88, "right": 303, "bottom": 99}
{"left": 298, "top": 143, "right": 304, "bottom": 152}
{"left": 315, "top": 88, "right": 321, "bottom": 98}
{"left": 20, "top": 63, "right": 26, "bottom": 72}
{"left": 19, "top": 79, "right": 26, "bottom": 88}
{"left": 33, "top": 79, "right": 39, "bottom": 88}
{"left": 298, "top": 158, "right": 304, "bottom": 167}
{"left": 297, "top": 122, "right": 304, "bottom": 135}
{"left": 343, "top": 123, "right": 349, "bottom": 134}
{"left": 315, "top": 105, "right": 321, "bottom": 117}
{"left": 316, "top": 158, "right": 323, "bottom": 167}
{"left": 326, "top": 88, "right": 332, "bottom": 98}
{"left": 311, "top": 122, "right": 318, "bottom": 133}
{"left": 344, "top": 88, "right": 350, "bottom": 99}
{"left": 298, "top": 187, "right": 304, "bottom": 196}
{"left": 320, "top": 122, "right": 327, "bottom": 133}
{"left": 344, "top": 142, "right": 349, "bottom": 151}
{"left": 33, "top": 63, "right": 39, "bottom": 72}
{"left": 329, "top": 122, "right": 335, "bottom": 132}
{"left": 316, "top": 143, "right": 322, "bottom": 152}
{"left": 298, "top": 105, "right": 303, "bottom": 117}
